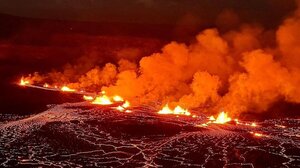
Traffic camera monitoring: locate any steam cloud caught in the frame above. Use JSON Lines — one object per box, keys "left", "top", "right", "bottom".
{"left": 26, "top": 1, "right": 300, "bottom": 117}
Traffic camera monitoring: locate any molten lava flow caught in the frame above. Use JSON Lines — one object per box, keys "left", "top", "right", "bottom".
{"left": 250, "top": 132, "right": 267, "bottom": 138}
{"left": 158, "top": 104, "right": 191, "bottom": 116}
{"left": 234, "top": 119, "right": 240, "bottom": 124}
{"left": 61, "top": 86, "right": 76, "bottom": 92}
{"left": 122, "top": 101, "right": 130, "bottom": 108}
{"left": 115, "top": 106, "right": 124, "bottom": 111}
{"left": 19, "top": 77, "right": 30, "bottom": 86}
{"left": 206, "top": 112, "right": 259, "bottom": 127}
{"left": 114, "top": 101, "right": 131, "bottom": 112}
{"left": 214, "top": 111, "right": 231, "bottom": 124}
{"left": 90, "top": 93, "right": 131, "bottom": 110}
{"left": 209, "top": 111, "right": 232, "bottom": 124}
{"left": 253, "top": 133, "right": 263, "bottom": 137}
{"left": 209, "top": 116, "right": 216, "bottom": 121}
{"left": 275, "top": 124, "right": 286, "bottom": 128}
{"left": 43, "top": 83, "right": 50, "bottom": 88}
{"left": 92, "top": 95, "right": 113, "bottom": 105}
{"left": 83, "top": 95, "right": 94, "bottom": 101}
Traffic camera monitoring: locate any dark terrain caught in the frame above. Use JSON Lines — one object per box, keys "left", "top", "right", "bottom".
{"left": 0, "top": 102, "right": 299, "bottom": 167}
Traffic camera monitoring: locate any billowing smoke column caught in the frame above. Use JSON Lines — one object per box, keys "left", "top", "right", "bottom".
{"left": 24, "top": 1, "right": 300, "bottom": 117}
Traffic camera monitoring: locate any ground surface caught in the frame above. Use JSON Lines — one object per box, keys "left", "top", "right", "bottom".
{"left": 0, "top": 102, "right": 299, "bottom": 168}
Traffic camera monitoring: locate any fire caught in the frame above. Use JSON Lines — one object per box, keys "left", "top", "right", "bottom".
{"left": 112, "top": 95, "right": 124, "bottom": 102}
{"left": 158, "top": 104, "right": 191, "bottom": 116}
{"left": 122, "top": 101, "right": 130, "bottom": 108}
{"left": 250, "top": 132, "right": 267, "bottom": 138}
{"left": 253, "top": 133, "right": 263, "bottom": 137}
{"left": 114, "top": 101, "right": 131, "bottom": 112}
{"left": 90, "top": 92, "right": 131, "bottom": 110}
{"left": 61, "top": 86, "right": 76, "bottom": 92}
{"left": 196, "top": 123, "right": 208, "bottom": 127}
{"left": 209, "top": 111, "right": 231, "bottom": 124}
{"left": 43, "top": 83, "right": 49, "bottom": 88}
{"left": 214, "top": 111, "right": 231, "bottom": 124}
{"left": 92, "top": 95, "right": 113, "bottom": 105}
{"left": 233, "top": 118, "right": 259, "bottom": 127}
{"left": 115, "top": 106, "right": 124, "bottom": 111}
{"left": 234, "top": 119, "right": 240, "bottom": 124}
{"left": 89, "top": 92, "right": 131, "bottom": 111}
{"left": 19, "top": 77, "right": 30, "bottom": 86}
{"left": 209, "top": 116, "right": 216, "bottom": 121}
{"left": 83, "top": 95, "right": 94, "bottom": 101}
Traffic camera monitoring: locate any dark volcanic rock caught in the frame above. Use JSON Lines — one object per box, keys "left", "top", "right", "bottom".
{"left": 0, "top": 102, "right": 299, "bottom": 167}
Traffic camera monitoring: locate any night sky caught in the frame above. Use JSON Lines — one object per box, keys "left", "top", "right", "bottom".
{"left": 0, "top": 0, "right": 296, "bottom": 26}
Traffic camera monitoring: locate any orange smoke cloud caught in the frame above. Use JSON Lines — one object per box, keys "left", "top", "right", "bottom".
{"left": 178, "top": 71, "right": 221, "bottom": 108}
{"left": 277, "top": 3, "right": 300, "bottom": 69}
{"left": 218, "top": 49, "right": 299, "bottom": 115}
{"left": 68, "top": 63, "right": 118, "bottom": 91}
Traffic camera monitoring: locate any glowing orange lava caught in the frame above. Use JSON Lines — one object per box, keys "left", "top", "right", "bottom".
{"left": 114, "top": 101, "right": 131, "bottom": 112}
{"left": 209, "top": 116, "right": 216, "bottom": 121}
{"left": 209, "top": 111, "right": 231, "bottom": 124}
{"left": 253, "top": 133, "right": 263, "bottom": 137}
{"left": 112, "top": 95, "right": 124, "bottom": 102}
{"left": 158, "top": 104, "right": 191, "bottom": 116}
{"left": 92, "top": 95, "right": 113, "bottom": 105}
{"left": 90, "top": 92, "right": 131, "bottom": 110}
{"left": 250, "top": 132, "right": 267, "bottom": 138}
{"left": 61, "top": 86, "right": 76, "bottom": 92}
{"left": 83, "top": 95, "right": 94, "bottom": 101}
{"left": 275, "top": 124, "right": 286, "bottom": 128}
{"left": 122, "top": 101, "right": 130, "bottom": 108}
{"left": 19, "top": 77, "right": 30, "bottom": 86}
{"left": 43, "top": 83, "right": 50, "bottom": 88}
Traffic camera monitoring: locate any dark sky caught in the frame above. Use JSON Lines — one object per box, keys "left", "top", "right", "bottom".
{"left": 0, "top": 0, "right": 297, "bottom": 26}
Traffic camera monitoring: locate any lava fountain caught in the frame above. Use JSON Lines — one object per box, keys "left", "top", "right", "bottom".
{"left": 158, "top": 104, "right": 191, "bottom": 116}
{"left": 212, "top": 111, "right": 232, "bottom": 124}
{"left": 19, "top": 77, "right": 31, "bottom": 86}
{"left": 60, "top": 86, "right": 76, "bottom": 92}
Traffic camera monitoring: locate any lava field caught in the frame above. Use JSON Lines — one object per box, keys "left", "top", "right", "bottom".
{"left": 0, "top": 102, "right": 299, "bottom": 167}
